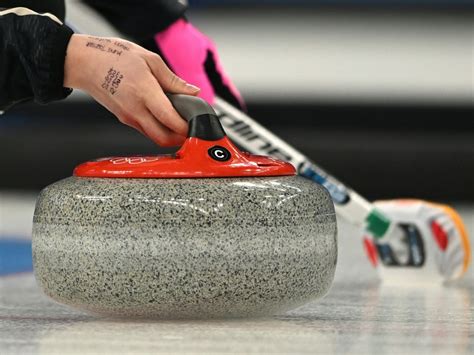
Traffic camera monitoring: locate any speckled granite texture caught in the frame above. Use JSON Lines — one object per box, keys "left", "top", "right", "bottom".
{"left": 32, "top": 176, "right": 337, "bottom": 319}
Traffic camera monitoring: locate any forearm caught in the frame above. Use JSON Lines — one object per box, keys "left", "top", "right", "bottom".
{"left": 0, "top": 7, "right": 73, "bottom": 111}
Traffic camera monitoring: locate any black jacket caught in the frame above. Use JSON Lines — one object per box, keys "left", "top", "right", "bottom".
{"left": 0, "top": 1, "right": 186, "bottom": 111}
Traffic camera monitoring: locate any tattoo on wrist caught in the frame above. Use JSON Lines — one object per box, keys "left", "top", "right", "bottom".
{"left": 86, "top": 37, "right": 130, "bottom": 56}
{"left": 102, "top": 68, "right": 123, "bottom": 95}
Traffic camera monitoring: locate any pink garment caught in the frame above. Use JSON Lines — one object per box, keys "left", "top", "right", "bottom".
{"left": 155, "top": 19, "right": 243, "bottom": 107}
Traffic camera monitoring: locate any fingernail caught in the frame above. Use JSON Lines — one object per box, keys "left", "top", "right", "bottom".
{"left": 185, "top": 83, "right": 200, "bottom": 92}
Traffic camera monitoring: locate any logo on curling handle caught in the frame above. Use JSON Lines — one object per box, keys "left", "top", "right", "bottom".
{"left": 208, "top": 146, "right": 231, "bottom": 162}
{"left": 110, "top": 157, "right": 160, "bottom": 165}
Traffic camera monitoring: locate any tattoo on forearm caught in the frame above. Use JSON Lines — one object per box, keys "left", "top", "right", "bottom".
{"left": 86, "top": 37, "right": 130, "bottom": 56}
{"left": 102, "top": 68, "right": 123, "bottom": 95}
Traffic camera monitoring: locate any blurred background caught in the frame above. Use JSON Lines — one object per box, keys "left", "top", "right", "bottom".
{"left": 0, "top": 3, "right": 473, "bottom": 352}
{"left": 0, "top": 0, "right": 472, "bottom": 201}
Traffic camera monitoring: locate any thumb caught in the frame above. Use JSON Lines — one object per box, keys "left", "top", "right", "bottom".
{"left": 146, "top": 52, "right": 200, "bottom": 95}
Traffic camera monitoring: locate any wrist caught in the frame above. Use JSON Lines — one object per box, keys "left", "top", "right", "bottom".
{"left": 63, "top": 34, "right": 88, "bottom": 89}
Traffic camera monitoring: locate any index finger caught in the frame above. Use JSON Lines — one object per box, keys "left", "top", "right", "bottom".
{"left": 144, "top": 86, "right": 188, "bottom": 137}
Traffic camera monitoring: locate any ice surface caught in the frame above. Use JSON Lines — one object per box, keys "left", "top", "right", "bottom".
{"left": 1, "top": 192, "right": 473, "bottom": 354}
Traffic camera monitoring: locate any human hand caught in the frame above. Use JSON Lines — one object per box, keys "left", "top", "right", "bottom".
{"left": 147, "top": 19, "right": 245, "bottom": 111}
{"left": 63, "top": 34, "right": 200, "bottom": 146}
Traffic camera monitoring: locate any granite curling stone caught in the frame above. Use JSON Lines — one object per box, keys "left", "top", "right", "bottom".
{"left": 32, "top": 95, "right": 337, "bottom": 319}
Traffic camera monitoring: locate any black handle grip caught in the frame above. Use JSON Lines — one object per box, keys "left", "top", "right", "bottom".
{"left": 168, "top": 94, "right": 226, "bottom": 141}
{"left": 168, "top": 94, "right": 216, "bottom": 121}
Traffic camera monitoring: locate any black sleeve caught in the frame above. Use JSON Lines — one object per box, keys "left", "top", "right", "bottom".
{"left": 0, "top": 7, "right": 74, "bottom": 111}
{"left": 0, "top": 1, "right": 65, "bottom": 21}
{"left": 82, "top": 0, "right": 187, "bottom": 41}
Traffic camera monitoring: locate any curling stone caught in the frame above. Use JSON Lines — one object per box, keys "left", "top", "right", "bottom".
{"left": 32, "top": 95, "right": 337, "bottom": 319}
